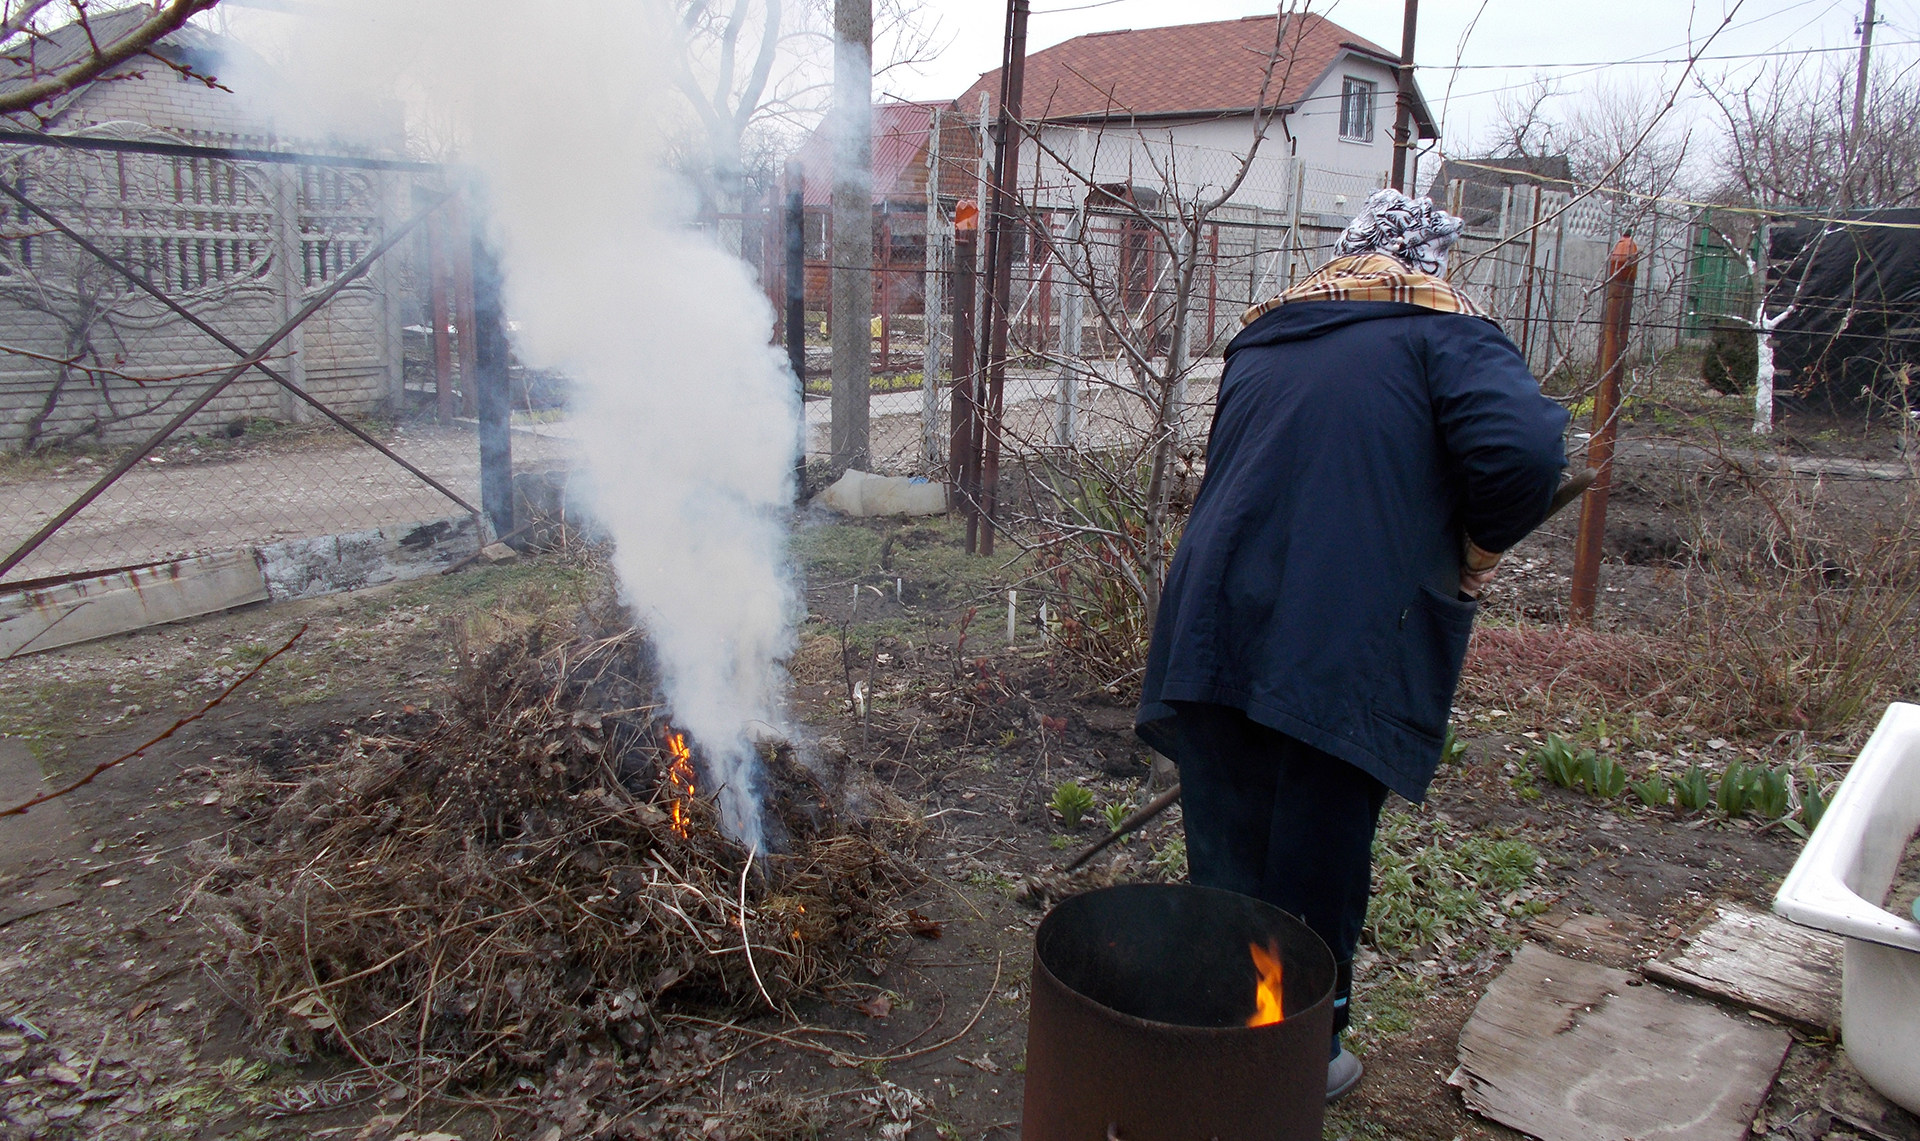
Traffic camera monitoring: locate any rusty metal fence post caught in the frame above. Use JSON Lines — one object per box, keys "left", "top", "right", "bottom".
{"left": 1569, "top": 234, "right": 1640, "bottom": 625}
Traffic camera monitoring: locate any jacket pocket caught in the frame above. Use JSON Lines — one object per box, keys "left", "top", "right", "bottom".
{"left": 1374, "top": 585, "right": 1477, "bottom": 742}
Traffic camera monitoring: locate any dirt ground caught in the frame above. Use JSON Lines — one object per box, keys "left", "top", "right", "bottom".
{"left": 1, "top": 385, "right": 1917, "bottom": 1141}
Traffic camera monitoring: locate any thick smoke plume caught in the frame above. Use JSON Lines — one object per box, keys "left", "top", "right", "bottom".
{"left": 245, "top": 1, "right": 800, "bottom": 850}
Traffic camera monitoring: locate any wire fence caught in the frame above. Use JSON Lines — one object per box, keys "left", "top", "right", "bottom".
{"left": 0, "top": 128, "right": 557, "bottom": 598}
{"left": 745, "top": 115, "right": 1741, "bottom": 478}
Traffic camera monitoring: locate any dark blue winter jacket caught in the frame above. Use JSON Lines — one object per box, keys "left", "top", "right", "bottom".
{"left": 1135, "top": 301, "right": 1569, "bottom": 802}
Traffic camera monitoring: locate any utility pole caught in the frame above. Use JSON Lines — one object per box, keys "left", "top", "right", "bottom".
{"left": 1389, "top": 0, "right": 1418, "bottom": 193}
{"left": 1569, "top": 236, "right": 1639, "bottom": 626}
{"left": 1845, "top": 0, "right": 1877, "bottom": 208}
{"left": 976, "top": 0, "right": 1030, "bottom": 557}
{"left": 830, "top": 0, "right": 873, "bottom": 472}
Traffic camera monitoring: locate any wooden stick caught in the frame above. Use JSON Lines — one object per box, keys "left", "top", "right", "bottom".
{"left": 1061, "top": 782, "right": 1182, "bottom": 873}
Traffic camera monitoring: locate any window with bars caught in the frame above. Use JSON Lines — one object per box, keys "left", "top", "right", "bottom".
{"left": 1340, "top": 78, "right": 1375, "bottom": 142}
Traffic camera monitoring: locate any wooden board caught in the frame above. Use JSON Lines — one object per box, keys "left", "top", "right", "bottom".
{"left": 1644, "top": 903, "right": 1842, "bottom": 1034}
{"left": 1453, "top": 944, "right": 1791, "bottom": 1141}
{"left": 1530, "top": 911, "right": 1644, "bottom": 961}
{"left": 0, "top": 550, "right": 268, "bottom": 658}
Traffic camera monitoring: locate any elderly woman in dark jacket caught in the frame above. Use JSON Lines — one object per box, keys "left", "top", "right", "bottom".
{"left": 1136, "top": 189, "right": 1569, "bottom": 1101}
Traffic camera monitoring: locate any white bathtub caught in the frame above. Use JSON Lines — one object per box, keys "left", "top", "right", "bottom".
{"left": 1775, "top": 702, "right": 1920, "bottom": 1115}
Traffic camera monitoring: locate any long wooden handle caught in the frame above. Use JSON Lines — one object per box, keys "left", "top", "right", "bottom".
{"left": 1060, "top": 782, "right": 1183, "bottom": 873}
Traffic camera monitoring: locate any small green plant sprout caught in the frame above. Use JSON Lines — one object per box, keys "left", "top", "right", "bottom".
{"left": 1799, "top": 769, "right": 1830, "bottom": 830}
{"left": 1101, "top": 800, "right": 1132, "bottom": 833}
{"left": 1750, "top": 766, "right": 1792, "bottom": 820}
{"left": 1716, "top": 761, "right": 1752, "bottom": 817}
{"left": 1629, "top": 773, "right": 1673, "bottom": 808}
{"left": 1441, "top": 727, "right": 1469, "bottom": 765}
{"left": 1674, "top": 766, "right": 1713, "bottom": 813}
{"left": 1050, "top": 781, "right": 1096, "bottom": 830}
{"left": 1532, "top": 735, "right": 1592, "bottom": 791}
{"left": 1582, "top": 753, "right": 1628, "bottom": 799}
{"left": 1149, "top": 834, "right": 1189, "bottom": 879}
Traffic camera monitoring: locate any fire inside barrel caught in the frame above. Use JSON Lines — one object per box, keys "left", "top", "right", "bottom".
{"left": 1247, "top": 939, "right": 1285, "bottom": 1026}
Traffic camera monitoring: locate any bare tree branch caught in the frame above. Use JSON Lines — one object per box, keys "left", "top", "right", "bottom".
{"left": 0, "top": 0, "right": 221, "bottom": 117}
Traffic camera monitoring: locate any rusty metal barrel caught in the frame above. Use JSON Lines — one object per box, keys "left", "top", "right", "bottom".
{"left": 1021, "top": 883, "right": 1336, "bottom": 1141}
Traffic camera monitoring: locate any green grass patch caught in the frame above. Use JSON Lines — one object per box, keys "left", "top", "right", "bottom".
{"left": 1366, "top": 811, "right": 1540, "bottom": 957}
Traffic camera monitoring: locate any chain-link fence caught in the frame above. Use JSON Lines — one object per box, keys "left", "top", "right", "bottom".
{"left": 766, "top": 105, "right": 1748, "bottom": 481}
{"left": 0, "top": 128, "right": 567, "bottom": 602}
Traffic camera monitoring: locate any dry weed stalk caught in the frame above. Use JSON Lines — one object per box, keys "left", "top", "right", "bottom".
{"left": 1678, "top": 447, "right": 1920, "bottom": 733}
{"left": 186, "top": 601, "right": 921, "bottom": 1090}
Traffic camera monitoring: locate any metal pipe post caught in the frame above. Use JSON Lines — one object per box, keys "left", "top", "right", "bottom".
{"left": 1569, "top": 235, "right": 1639, "bottom": 625}
{"left": 951, "top": 225, "right": 980, "bottom": 544}
{"left": 978, "top": 0, "right": 1030, "bottom": 557}
{"left": 470, "top": 222, "right": 515, "bottom": 543}
{"left": 426, "top": 205, "right": 455, "bottom": 425}
{"left": 785, "top": 161, "right": 807, "bottom": 489}
{"left": 449, "top": 192, "right": 480, "bottom": 419}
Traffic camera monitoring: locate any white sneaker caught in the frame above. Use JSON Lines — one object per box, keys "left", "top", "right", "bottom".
{"left": 1327, "top": 1045, "right": 1363, "bottom": 1102}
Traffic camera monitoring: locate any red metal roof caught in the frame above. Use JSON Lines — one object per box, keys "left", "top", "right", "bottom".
{"left": 957, "top": 13, "right": 1432, "bottom": 133}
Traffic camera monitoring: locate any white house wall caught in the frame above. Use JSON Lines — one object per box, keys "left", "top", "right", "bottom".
{"left": 1014, "top": 52, "right": 1402, "bottom": 220}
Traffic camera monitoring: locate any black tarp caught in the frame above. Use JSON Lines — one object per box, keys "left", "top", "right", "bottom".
{"left": 1768, "top": 209, "right": 1920, "bottom": 401}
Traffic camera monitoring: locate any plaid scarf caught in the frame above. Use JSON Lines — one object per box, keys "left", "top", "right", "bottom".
{"left": 1241, "top": 253, "right": 1486, "bottom": 327}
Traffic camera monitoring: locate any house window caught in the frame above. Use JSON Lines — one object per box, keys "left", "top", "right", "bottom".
{"left": 1340, "top": 78, "right": 1375, "bottom": 142}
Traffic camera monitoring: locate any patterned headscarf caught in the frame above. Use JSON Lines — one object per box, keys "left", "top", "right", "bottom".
{"left": 1333, "top": 188, "right": 1465, "bottom": 276}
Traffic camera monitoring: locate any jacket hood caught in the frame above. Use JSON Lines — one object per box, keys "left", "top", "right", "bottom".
{"left": 1224, "top": 300, "right": 1474, "bottom": 363}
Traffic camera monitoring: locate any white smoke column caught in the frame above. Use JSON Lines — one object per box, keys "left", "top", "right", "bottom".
{"left": 264, "top": 0, "right": 801, "bottom": 850}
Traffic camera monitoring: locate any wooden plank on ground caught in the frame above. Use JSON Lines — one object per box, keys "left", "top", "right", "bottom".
{"left": 1644, "top": 903, "right": 1842, "bottom": 1033}
{"left": 0, "top": 551, "right": 268, "bottom": 657}
{"left": 1453, "top": 944, "right": 1791, "bottom": 1141}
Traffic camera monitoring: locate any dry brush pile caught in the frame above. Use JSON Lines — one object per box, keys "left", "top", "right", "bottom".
{"left": 184, "top": 601, "right": 923, "bottom": 1090}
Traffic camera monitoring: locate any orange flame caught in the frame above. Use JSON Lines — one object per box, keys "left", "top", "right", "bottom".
{"left": 664, "top": 731, "right": 696, "bottom": 838}
{"left": 1246, "top": 940, "right": 1285, "bottom": 1027}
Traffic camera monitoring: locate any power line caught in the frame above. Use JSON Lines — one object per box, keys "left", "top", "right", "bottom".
{"left": 1417, "top": 38, "right": 1918, "bottom": 70}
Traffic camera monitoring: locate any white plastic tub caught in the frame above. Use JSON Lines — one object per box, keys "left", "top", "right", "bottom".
{"left": 1775, "top": 702, "right": 1920, "bottom": 1115}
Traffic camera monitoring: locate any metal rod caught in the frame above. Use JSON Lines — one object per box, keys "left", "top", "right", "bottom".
{"left": 1569, "top": 235, "right": 1640, "bottom": 625}
{"left": 0, "top": 191, "right": 456, "bottom": 581}
{"left": 0, "top": 177, "right": 478, "bottom": 515}
{"left": 0, "top": 128, "right": 445, "bottom": 171}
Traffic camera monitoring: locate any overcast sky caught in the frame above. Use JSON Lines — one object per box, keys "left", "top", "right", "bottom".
{"left": 878, "top": 0, "right": 1920, "bottom": 155}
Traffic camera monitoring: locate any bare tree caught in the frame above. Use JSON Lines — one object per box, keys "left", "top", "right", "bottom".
{"left": 667, "top": 0, "right": 941, "bottom": 250}
{"left": 1702, "top": 52, "right": 1920, "bottom": 212}
{"left": 994, "top": 5, "right": 1309, "bottom": 671}
{"left": 0, "top": 0, "right": 221, "bottom": 119}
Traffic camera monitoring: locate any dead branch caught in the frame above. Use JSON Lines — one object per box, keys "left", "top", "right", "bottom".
{"left": 0, "top": 623, "right": 306, "bottom": 817}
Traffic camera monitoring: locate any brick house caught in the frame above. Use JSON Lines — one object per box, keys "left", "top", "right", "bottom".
{"left": 0, "top": 7, "right": 408, "bottom": 451}
{"left": 786, "top": 99, "right": 981, "bottom": 315}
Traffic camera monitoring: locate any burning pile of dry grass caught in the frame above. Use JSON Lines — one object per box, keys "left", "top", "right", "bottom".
{"left": 186, "top": 600, "right": 921, "bottom": 1086}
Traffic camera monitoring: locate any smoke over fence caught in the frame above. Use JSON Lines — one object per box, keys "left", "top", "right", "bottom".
{"left": 284, "top": 0, "right": 803, "bottom": 850}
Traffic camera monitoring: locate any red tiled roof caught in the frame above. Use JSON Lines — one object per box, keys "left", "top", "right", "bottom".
{"left": 957, "top": 12, "right": 1431, "bottom": 132}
